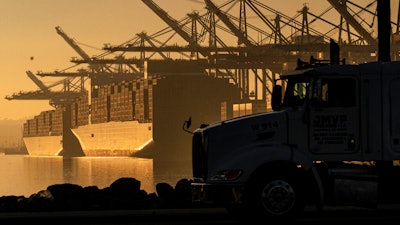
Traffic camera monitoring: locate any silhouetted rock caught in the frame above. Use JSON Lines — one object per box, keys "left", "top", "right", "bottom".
{"left": 109, "top": 177, "right": 141, "bottom": 196}
{"left": 174, "top": 178, "right": 192, "bottom": 207}
{"left": 47, "top": 183, "right": 86, "bottom": 211}
{"left": 156, "top": 182, "right": 176, "bottom": 208}
{"left": 26, "top": 190, "right": 54, "bottom": 211}
{"left": 0, "top": 177, "right": 198, "bottom": 212}
{"left": 0, "top": 196, "right": 26, "bottom": 212}
{"left": 81, "top": 185, "right": 103, "bottom": 210}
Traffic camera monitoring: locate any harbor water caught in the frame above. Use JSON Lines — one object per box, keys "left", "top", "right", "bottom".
{"left": 0, "top": 154, "right": 192, "bottom": 197}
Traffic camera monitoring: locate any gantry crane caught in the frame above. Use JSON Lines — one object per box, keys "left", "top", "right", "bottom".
{"left": 140, "top": 0, "right": 256, "bottom": 98}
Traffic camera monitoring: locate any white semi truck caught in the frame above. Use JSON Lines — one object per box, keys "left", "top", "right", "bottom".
{"left": 185, "top": 43, "right": 400, "bottom": 222}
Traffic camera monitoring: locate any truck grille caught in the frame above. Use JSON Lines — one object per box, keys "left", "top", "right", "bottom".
{"left": 192, "top": 131, "right": 207, "bottom": 180}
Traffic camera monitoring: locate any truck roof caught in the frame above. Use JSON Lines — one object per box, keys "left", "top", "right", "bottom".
{"left": 279, "top": 60, "right": 400, "bottom": 79}
{"left": 281, "top": 64, "right": 359, "bottom": 79}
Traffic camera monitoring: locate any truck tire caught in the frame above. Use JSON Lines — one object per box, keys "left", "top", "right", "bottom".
{"left": 241, "top": 169, "right": 305, "bottom": 223}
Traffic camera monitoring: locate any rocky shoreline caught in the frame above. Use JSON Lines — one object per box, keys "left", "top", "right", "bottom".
{"left": 0, "top": 177, "right": 203, "bottom": 212}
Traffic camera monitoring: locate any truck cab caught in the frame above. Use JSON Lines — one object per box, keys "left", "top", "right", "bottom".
{"left": 190, "top": 58, "right": 400, "bottom": 223}
{"left": 277, "top": 64, "right": 360, "bottom": 160}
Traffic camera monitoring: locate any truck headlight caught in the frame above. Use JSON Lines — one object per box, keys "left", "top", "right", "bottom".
{"left": 210, "top": 169, "right": 243, "bottom": 181}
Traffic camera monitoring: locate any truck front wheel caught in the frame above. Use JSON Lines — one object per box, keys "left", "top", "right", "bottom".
{"left": 241, "top": 169, "right": 305, "bottom": 223}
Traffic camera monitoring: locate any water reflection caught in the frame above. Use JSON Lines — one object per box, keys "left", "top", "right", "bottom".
{"left": 0, "top": 155, "right": 192, "bottom": 197}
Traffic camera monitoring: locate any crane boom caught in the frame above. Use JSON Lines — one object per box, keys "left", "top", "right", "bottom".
{"left": 141, "top": 0, "right": 211, "bottom": 57}
{"left": 55, "top": 26, "right": 92, "bottom": 61}
{"left": 245, "top": 0, "right": 289, "bottom": 44}
{"left": 327, "top": 0, "right": 377, "bottom": 45}
{"left": 141, "top": 0, "right": 195, "bottom": 45}
{"left": 204, "top": 0, "right": 255, "bottom": 47}
{"left": 26, "top": 70, "right": 50, "bottom": 92}
{"left": 55, "top": 26, "right": 103, "bottom": 72}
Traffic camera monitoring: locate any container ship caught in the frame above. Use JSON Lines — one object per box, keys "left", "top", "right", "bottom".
{"left": 22, "top": 60, "right": 268, "bottom": 161}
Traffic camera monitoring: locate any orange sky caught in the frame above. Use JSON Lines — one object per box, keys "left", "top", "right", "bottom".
{"left": 0, "top": 0, "right": 395, "bottom": 120}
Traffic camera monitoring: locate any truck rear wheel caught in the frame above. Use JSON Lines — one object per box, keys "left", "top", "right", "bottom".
{"left": 241, "top": 169, "right": 305, "bottom": 223}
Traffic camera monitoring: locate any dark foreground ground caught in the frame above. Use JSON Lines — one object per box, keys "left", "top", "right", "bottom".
{"left": 1, "top": 177, "right": 400, "bottom": 224}
{"left": 1, "top": 205, "right": 400, "bottom": 225}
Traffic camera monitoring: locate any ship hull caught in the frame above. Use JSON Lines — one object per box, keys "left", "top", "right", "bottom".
{"left": 23, "top": 121, "right": 153, "bottom": 157}
{"left": 23, "top": 136, "right": 62, "bottom": 156}
{"left": 74, "top": 121, "right": 152, "bottom": 157}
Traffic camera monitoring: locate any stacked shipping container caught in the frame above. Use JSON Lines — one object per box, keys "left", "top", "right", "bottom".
{"left": 24, "top": 76, "right": 161, "bottom": 137}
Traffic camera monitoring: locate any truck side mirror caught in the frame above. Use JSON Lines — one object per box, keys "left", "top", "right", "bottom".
{"left": 182, "top": 117, "right": 194, "bottom": 134}
{"left": 185, "top": 117, "right": 191, "bottom": 129}
{"left": 271, "top": 85, "right": 282, "bottom": 111}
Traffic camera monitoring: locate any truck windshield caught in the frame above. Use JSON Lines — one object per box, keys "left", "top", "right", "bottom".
{"left": 282, "top": 78, "right": 308, "bottom": 107}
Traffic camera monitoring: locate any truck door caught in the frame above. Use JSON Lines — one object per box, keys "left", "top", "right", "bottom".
{"left": 308, "top": 77, "right": 359, "bottom": 154}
